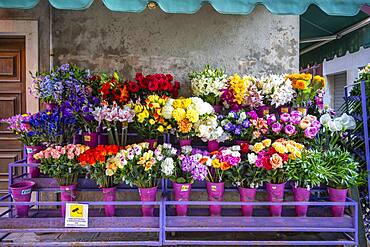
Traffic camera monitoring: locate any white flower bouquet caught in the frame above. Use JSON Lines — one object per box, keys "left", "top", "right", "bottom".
{"left": 258, "top": 74, "right": 295, "bottom": 107}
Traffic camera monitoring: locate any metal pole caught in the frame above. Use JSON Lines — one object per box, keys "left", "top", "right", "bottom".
{"left": 360, "top": 80, "right": 370, "bottom": 204}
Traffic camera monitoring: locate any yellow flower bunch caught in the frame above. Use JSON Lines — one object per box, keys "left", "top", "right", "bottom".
{"left": 252, "top": 138, "right": 272, "bottom": 153}
{"left": 272, "top": 139, "right": 304, "bottom": 160}
{"left": 132, "top": 94, "right": 172, "bottom": 139}
{"left": 228, "top": 74, "right": 256, "bottom": 105}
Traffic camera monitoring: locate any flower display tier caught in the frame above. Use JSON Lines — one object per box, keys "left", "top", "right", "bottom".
{"left": 0, "top": 160, "right": 358, "bottom": 246}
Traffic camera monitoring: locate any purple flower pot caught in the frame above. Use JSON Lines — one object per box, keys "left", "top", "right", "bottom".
{"left": 25, "top": 145, "right": 44, "bottom": 178}
{"left": 278, "top": 105, "right": 291, "bottom": 114}
{"left": 44, "top": 102, "right": 58, "bottom": 111}
{"left": 98, "top": 133, "right": 108, "bottom": 145}
{"left": 257, "top": 106, "right": 270, "bottom": 117}
{"left": 173, "top": 182, "right": 191, "bottom": 216}
{"left": 266, "top": 182, "right": 285, "bottom": 217}
{"left": 73, "top": 134, "right": 82, "bottom": 144}
{"left": 239, "top": 187, "right": 256, "bottom": 217}
{"left": 10, "top": 180, "right": 35, "bottom": 217}
{"left": 292, "top": 187, "right": 311, "bottom": 217}
{"left": 82, "top": 132, "right": 99, "bottom": 148}
{"left": 206, "top": 181, "right": 224, "bottom": 216}
{"left": 328, "top": 187, "right": 348, "bottom": 217}
{"left": 179, "top": 139, "right": 191, "bottom": 147}
{"left": 139, "top": 187, "right": 157, "bottom": 217}
{"left": 145, "top": 139, "right": 158, "bottom": 150}
{"left": 102, "top": 187, "right": 116, "bottom": 217}
{"left": 234, "top": 140, "right": 248, "bottom": 145}
{"left": 60, "top": 184, "right": 77, "bottom": 217}
{"left": 213, "top": 105, "right": 222, "bottom": 113}
{"left": 208, "top": 140, "right": 219, "bottom": 152}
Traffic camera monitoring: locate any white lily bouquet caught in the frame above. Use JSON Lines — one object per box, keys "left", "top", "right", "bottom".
{"left": 257, "top": 74, "right": 295, "bottom": 107}
{"left": 189, "top": 65, "right": 227, "bottom": 106}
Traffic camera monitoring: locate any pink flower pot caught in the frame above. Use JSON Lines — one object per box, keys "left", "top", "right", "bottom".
{"left": 179, "top": 139, "right": 191, "bottom": 147}
{"left": 173, "top": 182, "right": 191, "bottom": 216}
{"left": 60, "top": 184, "right": 77, "bottom": 217}
{"left": 206, "top": 181, "right": 224, "bottom": 216}
{"left": 44, "top": 102, "right": 58, "bottom": 111}
{"left": 10, "top": 180, "right": 35, "bottom": 217}
{"left": 278, "top": 105, "right": 291, "bottom": 114}
{"left": 266, "top": 183, "right": 285, "bottom": 217}
{"left": 213, "top": 105, "right": 222, "bottom": 113}
{"left": 257, "top": 106, "right": 270, "bottom": 117}
{"left": 234, "top": 140, "right": 248, "bottom": 146}
{"left": 239, "top": 187, "right": 256, "bottom": 216}
{"left": 207, "top": 140, "right": 219, "bottom": 152}
{"left": 139, "top": 187, "right": 157, "bottom": 217}
{"left": 25, "top": 145, "right": 44, "bottom": 178}
{"left": 145, "top": 139, "right": 158, "bottom": 150}
{"left": 292, "top": 187, "right": 310, "bottom": 217}
{"left": 82, "top": 132, "right": 99, "bottom": 148}
{"left": 328, "top": 187, "right": 348, "bottom": 217}
{"left": 102, "top": 187, "right": 116, "bottom": 217}
{"left": 297, "top": 107, "right": 308, "bottom": 116}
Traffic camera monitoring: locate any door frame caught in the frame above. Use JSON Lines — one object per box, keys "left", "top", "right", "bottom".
{"left": 0, "top": 20, "right": 39, "bottom": 113}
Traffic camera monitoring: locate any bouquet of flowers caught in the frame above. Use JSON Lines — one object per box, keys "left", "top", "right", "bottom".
{"left": 266, "top": 111, "right": 321, "bottom": 144}
{"left": 126, "top": 72, "right": 180, "bottom": 102}
{"left": 194, "top": 114, "right": 227, "bottom": 142}
{"left": 221, "top": 74, "right": 262, "bottom": 110}
{"left": 162, "top": 97, "right": 214, "bottom": 139}
{"left": 257, "top": 74, "right": 294, "bottom": 107}
{"left": 30, "top": 63, "right": 89, "bottom": 104}
{"left": 249, "top": 139, "right": 304, "bottom": 183}
{"left": 78, "top": 145, "right": 123, "bottom": 188}
{"left": 118, "top": 142, "right": 175, "bottom": 188}
{"left": 166, "top": 146, "right": 209, "bottom": 184}
{"left": 206, "top": 146, "right": 242, "bottom": 183}
{"left": 27, "top": 107, "right": 78, "bottom": 146}
{"left": 1, "top": 113, "right": 43, "bottom": 146}
{"left": 131, "top": 94, "right": 172, "bottom": 140}
{"left": 98, "top": 72, "right": 130, "bottom": 105}
{"left": 316, "top": 113, "right": 356, "bottom": 150}
{"left": 189, "top": 65, "right": 227, "bottom": 106}
{"left": 286, "top": 73, "right": 325, "bottom": 107}
{"left": 34, "top": 144, "right": 90, "bottom": 185}
{"left": 218, "top": 110, "right": 255, "bottom": 142}
{"left": 92, "top": 102, "right": 135, "bottom": 146}
{"left": 226, "top": 159, "right": 266, "bottom": 189}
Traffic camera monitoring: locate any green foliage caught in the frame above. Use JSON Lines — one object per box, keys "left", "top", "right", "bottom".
{"left": 39, "top": 158, "right": 84, "bottom": 186}
{"left": 225, "top": 160, "right": 266, "bottom": 188}
{"left": 286, "top": 149, "right": 328, "bottom": 188}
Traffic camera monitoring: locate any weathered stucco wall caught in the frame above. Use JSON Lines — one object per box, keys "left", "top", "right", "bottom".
{"left": 52, "top": 1, "right": 299, "bottom": 93}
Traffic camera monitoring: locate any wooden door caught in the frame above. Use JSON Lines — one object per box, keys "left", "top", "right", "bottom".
{"left": 0, "top": 37, "right": 26, "bottom": 195}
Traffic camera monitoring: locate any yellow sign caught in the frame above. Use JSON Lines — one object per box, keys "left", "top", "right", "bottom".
{"left": 70, "top": 204, "right": 83, "bottom": 218}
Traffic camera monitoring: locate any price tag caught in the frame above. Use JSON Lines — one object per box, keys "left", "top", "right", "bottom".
{"left": 83, "top": 135, "right": 91, "bottom": 142}
{"left": 181, "top": 185, "right": 189, "bottom": 192}
{"left": 211, "top": 185, "right": 217, "bottom": 192}
{"left": 281, "top": 107, "right": 289, "bottom": 113}
{"left": 263, "top": 109, "right": 269, "bottom": 115}
{"left": 65, "top": 203, "right": 88, "bottom": 228}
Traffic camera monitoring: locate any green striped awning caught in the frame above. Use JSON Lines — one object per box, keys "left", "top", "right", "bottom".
{"left": 0, "top": 0, "right": 368, "bottom": 16}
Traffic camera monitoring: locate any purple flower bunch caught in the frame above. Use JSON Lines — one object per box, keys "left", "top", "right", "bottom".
{"left": 180, "top": 154, "right": 208, "bottom": 181}
{"left": 266, "top": 110, "right": 321, "bottom": 142}
{"left": 219, "top": 110, "right": 255, "bottom": 140}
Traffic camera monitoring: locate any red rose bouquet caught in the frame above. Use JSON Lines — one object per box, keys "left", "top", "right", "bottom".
{"left": 96, "top": 72, "right": 130, "bottom": 105}
{"left": 126, "top": 72, "right": 180, "bottom": 102}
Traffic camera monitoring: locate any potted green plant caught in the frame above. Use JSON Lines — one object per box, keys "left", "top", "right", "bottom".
{"left": 322, "top": 149, "right": 361, "bottom": 217}
{"left": 286, "top": 149, "right": 327, "bottom": 216}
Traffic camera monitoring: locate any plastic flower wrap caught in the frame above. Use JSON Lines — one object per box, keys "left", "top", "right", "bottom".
{"left": 97, "top": 72, "right": 130, "bottom": 105}
{"left": 257, "top": 74, "right": 294, "bottom": 107}
{"left": 126, "top": 72, "right": 180, "bottom": 102}
{"left": 286, "top": 73, "right": 325, "bottom": 107}
{"left": 118, "top": 143, "right": 177, "bottom": 188}
{"left": 78, "top": 144, "right": 123, "bottom": 188}
{"left": 249, "top": 138, "right": 304, "bottom": 183}
{"left": 205, "top": 146, "right": 242, "bottom": 182}
{"left": 30, "top": 63, "right": 89, "bottom": 104}
{"left": 265, "top": 111, "right": 321, "bottom": 144}
{"left": 0, "top": 113, "right": 43, "bottom": 146}
{"left": 221, "top": 74, "right": 262, "bottom": 110}
{"left": 162, "top": 97, "right": 214, "bottom": 139}
{"left": 34, "top": 144, "right": 90, "bottom": 185}
{"left": 92, "top": 102, "right": 135, "bottom": 146}
{"left": 194, "top": 114, "right": 227, "bottom": 142}
{"left": 130, "top": 94, "right": 172, "bottom": 139}
{"left": 189, "top": 65, "right": 227, "bottom": 105}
